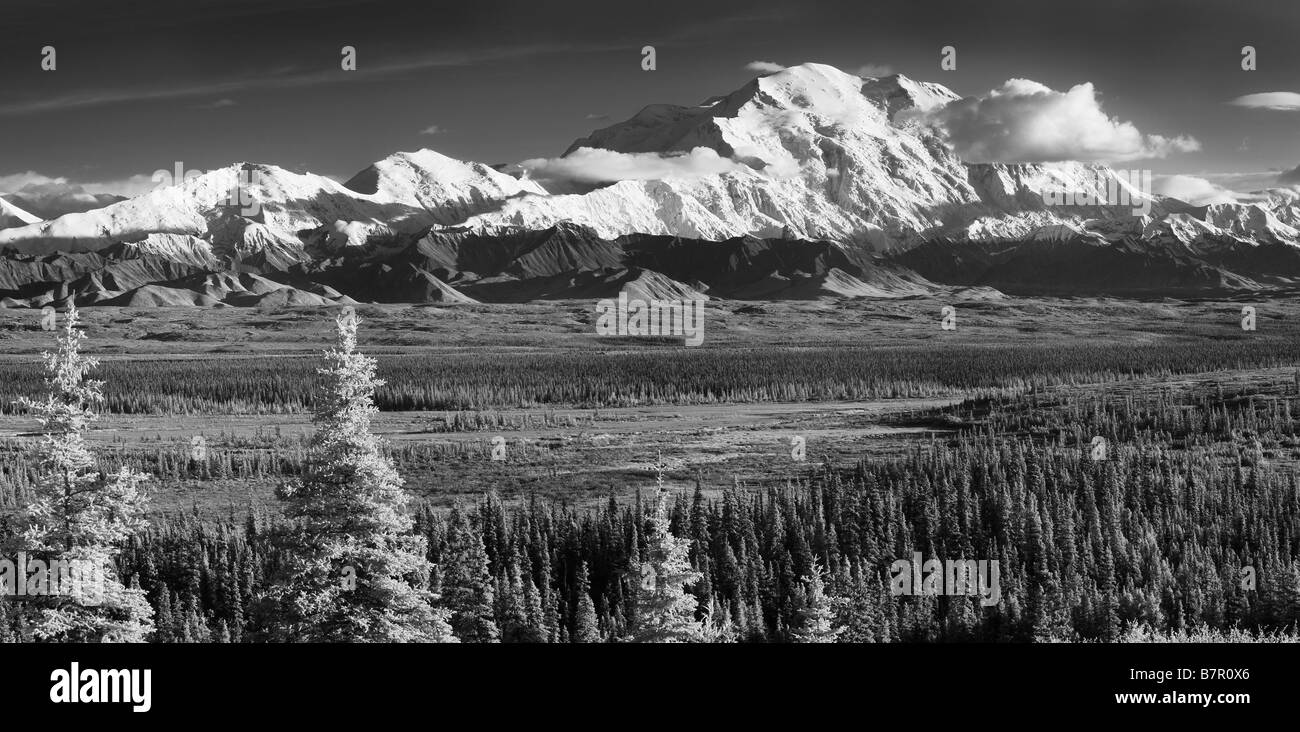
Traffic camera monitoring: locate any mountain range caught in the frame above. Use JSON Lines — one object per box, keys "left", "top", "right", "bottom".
{"left": 3, "top": 62, "right": 1300, "bottom": 308}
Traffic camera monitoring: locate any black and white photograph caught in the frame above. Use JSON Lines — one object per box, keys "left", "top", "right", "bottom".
{"left": 0, "top": 0, "right": 1295, "bottom": 717}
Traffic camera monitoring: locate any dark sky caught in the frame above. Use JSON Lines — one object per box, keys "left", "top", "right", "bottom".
{"left": 1, "top": 0, "right": 1297, "bottom": 195}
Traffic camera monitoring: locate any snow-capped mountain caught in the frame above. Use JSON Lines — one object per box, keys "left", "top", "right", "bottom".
{"left": 5, "top": 61, "right": 1297, "bottom": 258}
{"left": 0, "top": 62, "right": 1169, "bottom": 259}
{"left": 458, "top": 63, "right": 1300, "bottom": 252}
{"left": 0, "top": 152, "right": 544, "bottom": 258}
{"left": 457, "top": 63, "right": 1149, "bottom": 246}
{"left": 5, "top": 61, "right": 1300, "bottom": 306}
{"left": 343, "top": 148, "right": 547, "bottom": 223}
{"left": 0, "top": 163, "right": 404, "bottom": 257}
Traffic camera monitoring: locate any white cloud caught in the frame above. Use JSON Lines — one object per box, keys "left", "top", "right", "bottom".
{"left": 1228, "top": 92, "right": 1300, "bottom": 111}
{"left": 420, "top": 125, "right": 443, "bottom": 135}
{"left": 516, "top": 146, "right": 747, "bottom": 192}
{"left": 0, "top": 171, "right": 65, "bottom": 193}
{"left": 0, "top": 170, "right": 157, "bottom": 198}
{"left": 584, "top": 113, "right": 610, "bottom": 121}
{"left": 1152, "top": 175, "right": 1240, "bottom": 205}
{"left": 745, "top": 61, "right": 786, "bottom": 73}
{"left": 853, "top": 64, "right": 894, "bottom": 77}
{"left": 0, "top": 170, "right": 154, "bottom": 217}
{"left": 1145, "top": 170, "right": 1289, "bottom": 204}
{"left": 909, "top": 78, "right": 1200, "bottom": 163}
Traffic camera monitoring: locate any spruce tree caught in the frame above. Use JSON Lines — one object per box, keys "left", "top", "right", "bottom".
{"left": 262, "top": 311, "right": 454, "bottom": 642}
{"left": 441, "top": 506, "right": 500, "bottom": 642}
{"left": 626, "top": 485, "right": 706, "bottom": 643}
{"left": 572, "top": 561, "right": 601, "bottom": 643}
{"left": 791, "top": 561, "right": 842, "bottom": 643}
{"left": 14, "top": 305, "right": 154, "bottom": 642}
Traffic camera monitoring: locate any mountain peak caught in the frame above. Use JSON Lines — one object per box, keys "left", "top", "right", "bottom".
{"left": 565, "top": 62, "right": 961, "bottom": 160}
{"left": 342, "top": 147, "right": 547, "bottom": 223}
{"left": 859, "top": 73, "right": 962, "bottom": 120}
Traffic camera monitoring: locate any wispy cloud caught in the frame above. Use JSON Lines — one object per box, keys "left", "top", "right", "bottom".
{"left": 1228, "top": 92, "right": 1300, "bottom": 111}
{"left": 745, "top": 61, "right": 786, "bottom": 73}
{"left": 0, "top": 43, "right": 618, "bottom": 117}
{"left": 1278, "top": 164, "right": 1300, "bottom": 185}
{"left": 193, "top": 98, "right": 238, "bottom": 109}
{"left": 419, "top": 125, "right": 443, "bottom": 135}
{"left": 0, "top": 9, "right": 789, "bottom": 118}
{"left": 670, "top": 9, "right": 791, "bottom": 43}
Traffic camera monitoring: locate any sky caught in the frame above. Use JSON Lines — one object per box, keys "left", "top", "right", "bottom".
{"left": 0, "top": 0, "right": 1297, "bottom": 206}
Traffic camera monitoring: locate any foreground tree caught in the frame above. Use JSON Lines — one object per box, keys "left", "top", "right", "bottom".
{"left": 791, "top": 561, "right": 842, "bottom": 643}
{"left": 262, "top": 311, "right": 454, "bottom": 642}
{"left": 12, "top": 305, "right": 153, "bottom": 642}
{"left": 626, "top": 472, "right": 707, "bottom": 642}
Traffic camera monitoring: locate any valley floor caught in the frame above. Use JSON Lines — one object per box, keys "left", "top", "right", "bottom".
{"left": 2, "top": 295, "right": 1299, "bottom": 513}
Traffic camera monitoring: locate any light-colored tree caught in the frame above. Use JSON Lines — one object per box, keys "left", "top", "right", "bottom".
{"left": 791, "top": 561, "right": 843, "bottom": 643}
{"left": 626, "top": 463, "right": 707, "bottom": 642}
{"left": 14, "top": 305, "right": 153, "bottom": 642}
{"left": 263, "top": 311, "right": 454, "bottom": 642}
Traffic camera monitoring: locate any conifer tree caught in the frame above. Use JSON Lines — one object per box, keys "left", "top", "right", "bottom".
{"left": 441, "top": 506, "right": 500, "bottom": 642}
{"left": 497, "top": 547, "right": 542, "bottom": 642}
{"left": 626, "top": 484, "right": 706, "bottom": 643}
{"left": 791, "top": 561, "right": 842, "bottom": 643}
{"left": 153, "top": 582, "right": 174, "bottom": 643}
{"left": 262, "top": 311, "right": 454, "bottom": 642}
{"left": 571, "top": 561, "right": 601, "bottom": 643}
{"left": 13, "top": 305, "right": 154, "bottom": 642}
